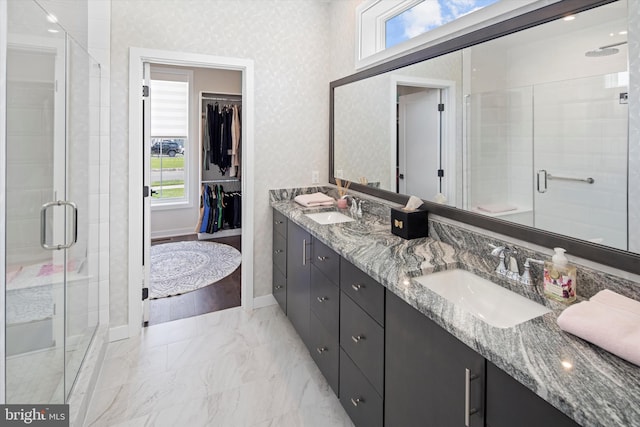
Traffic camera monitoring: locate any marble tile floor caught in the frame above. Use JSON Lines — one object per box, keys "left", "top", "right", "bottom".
{"left": 85, "top": 304, "right": 354, "bottom": 427}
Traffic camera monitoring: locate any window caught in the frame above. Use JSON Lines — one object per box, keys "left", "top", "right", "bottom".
{"left": 356, "top": 0, "right": 544, "bottom": 70}
{"left": 149, "top": 68, "right": 191, "bottom": 205}
{"left": 385, "top": 0, "right": 500, "bottom": 49}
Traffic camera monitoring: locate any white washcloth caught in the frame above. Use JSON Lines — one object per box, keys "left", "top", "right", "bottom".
{"left": 557, "top": 291, "right": 640, "bottom": 366}
{"left": 294, "top": 192, "right": 335, "bottom": 207}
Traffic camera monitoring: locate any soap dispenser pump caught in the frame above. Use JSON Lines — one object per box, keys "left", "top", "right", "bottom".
{"left": 543, "top": 248, "right": 577, "bottom": 304}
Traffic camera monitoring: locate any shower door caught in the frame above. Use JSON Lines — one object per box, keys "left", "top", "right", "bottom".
{"left": 533, "top": 74, "right": 628, "bottom": 250}
{"left": 5, "top": 0, "right": 100, "bottom": 403}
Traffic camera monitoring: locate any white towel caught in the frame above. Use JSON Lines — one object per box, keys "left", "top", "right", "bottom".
{"left": 476, "top": 203, "right": 517, "bottom": 213}
{"left": 294, "top": 192, "right": 335, "bottom": 207}
{"left": 557, "top": 291, "right": 640, "bottom": 366}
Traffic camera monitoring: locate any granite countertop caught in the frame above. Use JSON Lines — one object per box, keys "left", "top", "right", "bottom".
{"left": 271, "top": 197, "right": 640, "bottom": 427}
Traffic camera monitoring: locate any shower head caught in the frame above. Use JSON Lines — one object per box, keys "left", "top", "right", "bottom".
{"left": 585, "top": 41, "right": 627, "bottom": 57}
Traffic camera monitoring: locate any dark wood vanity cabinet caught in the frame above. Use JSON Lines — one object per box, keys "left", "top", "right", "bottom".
{"left": 385, "top": 290, "right": 485, "bottom": 427}
{"left": 272, "top": 209, "right": 288, "bottom": 312}
{"left": 309, "top": 238, "right": 341, "bottom": 395}
{"left": 286, "top": 220, "right": 312, "bottom": 349}
{"left": 486, "top": 361, "right": 580, "bottom": 427}
{"left": 340, "top": 260, "right": 385, "bottom": 427}
{"left": 271, "top": 209, "right": 581, "bottom": 427}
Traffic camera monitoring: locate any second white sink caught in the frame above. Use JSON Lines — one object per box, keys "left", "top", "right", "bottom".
{"left": 305, "top": 211, "right": 355, "bottom": 225}
{"left": 414, "top": 269, "right": 551, "bottom": 328}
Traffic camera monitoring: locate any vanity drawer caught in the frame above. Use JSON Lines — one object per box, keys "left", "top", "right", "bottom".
{"left": 273, "top": 230, "right": 287, "bottom": 276}
{"left": 311, "top": 238, "right": 340, "bottom": 285}
{"left": 340, "top": 292, "right": 384, "bottom": 395}
{"left": 310, "top": 265, "right": 340, "bottom": 338}
{"left": 340, "top": 260, "right": 385, "bottom": 326}
{"left": 340, "top": 348, "right": 383, "bottom": 427}
{"left": 310, "top": 312, "right": 339, "bottom": 395}
{"left": 273, "top": 209, "right": 287, "bottom": 238}
{"left": 272, "top": 264, "right": 286, "bottom": 313}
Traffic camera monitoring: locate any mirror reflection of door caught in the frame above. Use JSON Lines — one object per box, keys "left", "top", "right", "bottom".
{"left": 397, "top": 87, "right": 442, "bottom": 201}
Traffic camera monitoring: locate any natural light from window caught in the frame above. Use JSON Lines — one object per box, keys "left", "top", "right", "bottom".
{"left": 385, "top": 0, "right": 500, "bottom": 48}
{"left": 150, "top": 77, "right": 189, "bottom": 203}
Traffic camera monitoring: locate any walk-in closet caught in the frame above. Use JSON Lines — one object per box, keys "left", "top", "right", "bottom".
{"left": 147, "top": 67, "right": 244, "bottom": 325}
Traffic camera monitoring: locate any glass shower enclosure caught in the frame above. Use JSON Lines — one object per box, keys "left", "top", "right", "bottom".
{"left": 5, "top": 0, "right": 101, "bottom": 403}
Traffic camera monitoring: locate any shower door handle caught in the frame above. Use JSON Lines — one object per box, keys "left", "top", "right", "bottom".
{"left": 41, "top": 200, "right": 78, "bottom": 250}
{"left": 536, "top": 170, "right": 548, "bottom": 193}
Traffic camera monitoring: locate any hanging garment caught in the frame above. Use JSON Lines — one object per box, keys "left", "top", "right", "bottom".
{"left": 202, "top": 113, "right": 210, "bottom": 171}
{"left": 199, "top": 184, "right": 211, "bottom": 233}
{"left": 230, "top": 105, "right": 241, "bottom": 177}
{"left": 207, "top": 103, "right": 222, "bottom": 166}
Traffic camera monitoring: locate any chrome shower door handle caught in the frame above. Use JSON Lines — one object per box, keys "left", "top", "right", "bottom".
{"left": 536, "top": 170, "right": 548, "bottom": 193}
{"left": 40, "top": 200, "right": 78, "bottom": 250}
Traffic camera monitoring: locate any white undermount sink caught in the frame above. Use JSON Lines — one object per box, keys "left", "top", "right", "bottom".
{"left": 305, "top": 211, "right": 355, "bottom": 225}
{"left": 415, "top": 269, "right": 551, "bottom": 328}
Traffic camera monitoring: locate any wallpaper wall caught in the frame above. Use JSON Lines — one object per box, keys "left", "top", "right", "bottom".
{"left": 110, "top": 0, "right": 331, "bottom": 327}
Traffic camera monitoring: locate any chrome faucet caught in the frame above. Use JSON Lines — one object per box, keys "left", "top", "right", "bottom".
{"left": 520, "top": 258, "right": 545, "bottom": 285}
{"left": 489, "top": 244, "right": 508, "bottom": 275}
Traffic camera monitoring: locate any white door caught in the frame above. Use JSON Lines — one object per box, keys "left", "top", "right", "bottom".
{"left": 398, "top": 89, "right": 442, "bottom": 201}
{"left": 142, "top": 62, "right": 151, "bottom": 323}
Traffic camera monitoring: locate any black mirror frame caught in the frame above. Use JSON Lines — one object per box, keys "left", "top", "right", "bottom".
{"left": 329, "top": 0, "right": 640, "bottom": 274}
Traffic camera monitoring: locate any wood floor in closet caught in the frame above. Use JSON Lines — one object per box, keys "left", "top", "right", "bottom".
{"left": 147, "top": 234, "right": 241, "bottom": 326}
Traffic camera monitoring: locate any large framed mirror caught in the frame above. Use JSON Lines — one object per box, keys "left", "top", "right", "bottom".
{"left": 330, "top": 0, "right": 640, "bottom": 274}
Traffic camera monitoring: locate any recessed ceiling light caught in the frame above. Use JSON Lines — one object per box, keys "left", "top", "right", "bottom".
{"left": 619, "top": 30, "right": 628, "bottom": 35}
{"left": 563, "top": 15, "right": 575, "bottom": 21}
{"left": 48, "top": 29, "right": 59, "bottom": 33}
{"left": 46, "top": 14, "right": 58, "bottom": 24}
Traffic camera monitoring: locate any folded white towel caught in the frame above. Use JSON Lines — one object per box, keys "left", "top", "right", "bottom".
{"left": 294, "top": 192, "right": 335, "bottom": 207}
{"left": 476, "top": 203, "right": 517, "bottom": 213}
{"left": 557, "top": 291, "right": 640, "bottom": 366}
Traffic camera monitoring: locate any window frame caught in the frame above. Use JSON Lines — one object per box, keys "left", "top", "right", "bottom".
{"left": 355, "top": 0, "right": 555, "bottom": 70}
{"left": 149, "top": 66, "right": 194, "bottom": 210}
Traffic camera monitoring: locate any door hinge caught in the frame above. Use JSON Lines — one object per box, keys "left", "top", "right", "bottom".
{"left": 142, "top": 85, "right": 149, "bottom": 97}
{"left": 438, "top": 103, "right": 445, "bottom": 112}
{"left": 142, "top": 287, "right": 149, "bottom": 301}
{"left": 437, "top": 169, "right": 444, "bottom": 178}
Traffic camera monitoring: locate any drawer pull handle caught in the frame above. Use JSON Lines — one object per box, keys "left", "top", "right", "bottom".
{"left": 351, "top": 284, "right": 363, "bottom": 291}
{"left": 275, "top": 285, "right": 283, "bottom": 290}
{"left": 351, "top": 335, "right": 364, "bottom": 343}
{"left": 316, "top": 347, "right": 327, "bottom": 354}
{"left": 465, "top": 368, "right": 480, "bottom": 427}
{"left": 274, "top": 249, "right": 283, "bottom": 254}
{"left": 274, "top": 220, "right": 283, "bottom": 224}
{"left": 316, "top": 296, "right": 328, "bottom": 302}
{"left": 317, "top": 255, "right": 328, "bottom": 261}
{"left": 350, "top": 397, "right": 364, "bottom": 407}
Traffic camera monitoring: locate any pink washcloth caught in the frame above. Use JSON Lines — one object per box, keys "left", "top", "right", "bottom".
{"left": 294, "top": 192, "right": 335, "bottom": 207}
{"left": 590, "top": 289, "right": 640, "bottom": 316}
{"left": 557, "top": 291, "right": 640, "bottom": 366}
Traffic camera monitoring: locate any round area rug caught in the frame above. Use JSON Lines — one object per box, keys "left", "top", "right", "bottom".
{"left": 149, "top": 241, "right": 241, "bottom": 299}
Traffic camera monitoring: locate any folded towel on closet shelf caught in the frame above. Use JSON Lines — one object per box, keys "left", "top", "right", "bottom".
{"left": 557, "top": 290, "right": 640, "bottom": 367}
{"left": 294, "top": 192, "right": 335, "bottom": 207}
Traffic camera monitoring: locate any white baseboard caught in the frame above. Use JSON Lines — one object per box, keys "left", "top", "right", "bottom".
{"left": 108, "top": 325, "right": 129, "bottom": 342}
{"left": 151, "top": 227, "right": 197, "bottom": 240}
{"left": 253, "top": 294, "right": 277, "bottom": 309}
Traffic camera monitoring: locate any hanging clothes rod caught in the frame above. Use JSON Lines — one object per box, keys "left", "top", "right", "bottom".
{"left": 202, "top": 179, "right": 241, "bottom": 184}
{"left": 201, "top": 94, "right": 242, "bottom": 102}
{"left": 547, "top": 173, "right": 594, "bottom": 184}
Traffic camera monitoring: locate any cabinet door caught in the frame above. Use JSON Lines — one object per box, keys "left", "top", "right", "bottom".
{"left": 310, "top": 265, "right": 340, "bottom": 337}
{"left": 286, "top": 221, "right": 311, "bottom": 348}
{"left": 309, "top": 312, "right": 339, "bottom": 395}
{"left": 272, "top": 264, "right": 286, "bottom": 313}
{"left": 340, "top": 349, "right": 383, "bottom": 427}
{"left": 385, "top": 290, "right": 485, "bottom": 427}
{"left": 486, "top": 361, "right": 579, "bottom": 427}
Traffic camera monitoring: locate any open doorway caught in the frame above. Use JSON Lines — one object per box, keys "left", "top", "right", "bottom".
{"left": 390, "top": 76, "right": 456, "bottom": 204}
{"left": 128, "top": 48, "right": 254, "bottom": 338}
{"left": 145, "top": 65, "right": 244, "bottom": 325}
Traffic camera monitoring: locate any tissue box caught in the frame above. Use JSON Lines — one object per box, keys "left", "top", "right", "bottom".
{"left": 391, "top": 208, "right": 429, "bottom": 239}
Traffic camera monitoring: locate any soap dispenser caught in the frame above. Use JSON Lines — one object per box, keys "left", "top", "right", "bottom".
{"left": 543, "top": 248, "right": 577, "bottom": 304}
